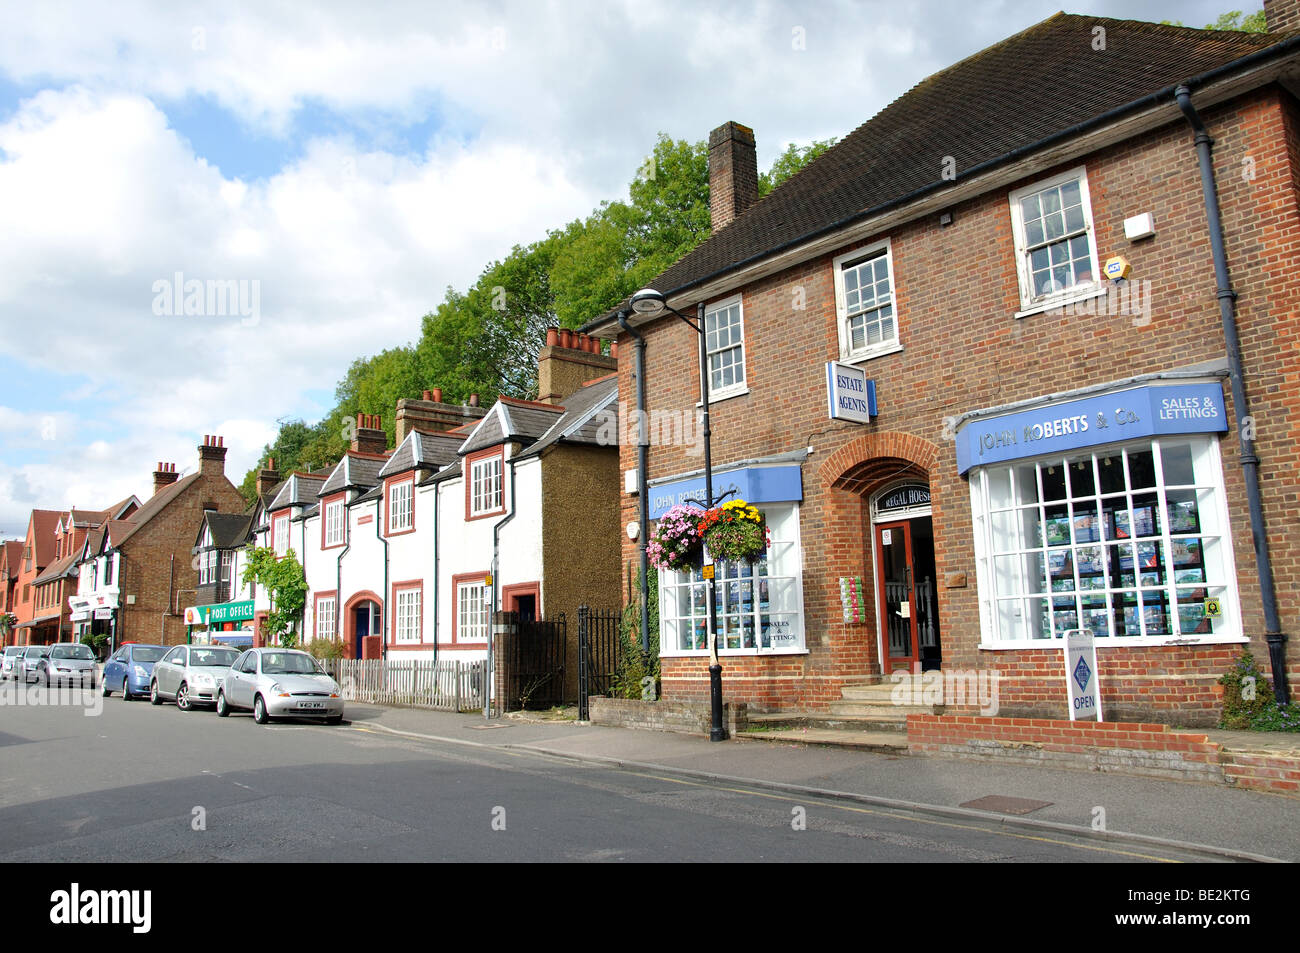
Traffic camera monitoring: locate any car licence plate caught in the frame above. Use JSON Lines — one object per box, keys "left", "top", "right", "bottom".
{"left": 297, "top": 702, "right": 325, "bottom": 710}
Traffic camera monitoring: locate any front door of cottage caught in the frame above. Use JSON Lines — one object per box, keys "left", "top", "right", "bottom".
{"left": 872, "top": 483, "right": 941, "bottom": 673}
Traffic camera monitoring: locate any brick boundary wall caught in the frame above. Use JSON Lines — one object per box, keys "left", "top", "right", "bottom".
{"left": 589, "top": 697, "right": 748, "bottom": 738}
{"left": 907, "top": 714, "right": 1300, "bottom": 796}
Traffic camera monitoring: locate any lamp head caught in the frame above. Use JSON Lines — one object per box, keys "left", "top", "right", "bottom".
{"left": 629, "top": 288, "right": 667, "bottom": 317}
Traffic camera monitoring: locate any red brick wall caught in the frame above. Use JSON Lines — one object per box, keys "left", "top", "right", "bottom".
{"left": 620, "top": 86, "right": 1300, "bottom": 719}
{"left": 118, "top": 474, "right": 246, "bottom": 646}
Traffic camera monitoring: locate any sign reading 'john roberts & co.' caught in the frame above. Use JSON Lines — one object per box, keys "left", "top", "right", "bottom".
{"left": 955, "top": 382, "right": 1227, "bottom": 474}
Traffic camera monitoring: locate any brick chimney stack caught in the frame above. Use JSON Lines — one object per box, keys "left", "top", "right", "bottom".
{"left": 393, "top": 391, "right": 489, "bottom": 444}
{"left": 1264, "top": 0, "right": 1300, "bottom": 30}
{"left": 256, "top": 456, "right": 281, "bottom": 498}
{"left": 152, "top": 462, "right": 179, "bottom": 495}
{"left": 352, "top": 414, "right": 388, "bottom": 455}
{"left": 536, "top": 327, "right": 618, "bottom": 405}
{"left": 709, "top": 121, "right": 758, "bottom": 232}
{"left": 197, "top": 435, "right": 227, "bottom": 478}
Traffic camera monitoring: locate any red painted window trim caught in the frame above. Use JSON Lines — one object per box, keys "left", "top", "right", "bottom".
{"left": 450, "top": 571, "right": 490, "bottom": 645}
{"left": 389, "top": 578, "right": 424, "bottom": 645}
{"left": 320, "top": 494, "right": 347, "bottom": 550}
{"left": 314, "top": 589, "right": 338, "bottom": 640}
{"left": 464, "top": 447, "right": 506, "bottom": 522}
{"left": 384, "top": 475, "right": 416, "bottom": 537}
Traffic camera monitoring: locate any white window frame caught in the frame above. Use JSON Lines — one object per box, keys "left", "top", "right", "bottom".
{"left": 388, "top": 480, "right": 414, "bottom": 532}
{"left": 394, "top": 587, "right": 421, "bottom": 644}
{"left": 316, "top": 596, "right": 336, "bottom": 641}
{"left": 703, "top": 294, "right": 748, "bottom": 401}
{"left": 1008, "top": 165, "right": 1104, "bottom": 317}
{"left": 657, "top": 502, "right": 806, "bottom": 657}
{"left": 833, "top": 239, "right": 902, "bottom": 362}
{"left": 469, "top": 455, "right": 503, "bottom": 517}
{"left": 969, "top": 435, "right": 1244, "bottom": 648}
{"left": 273, "top": 515, "right": 289, "bottom": 557}
{"left": 324, "top": 500, "right": 345, "bottom": 547}
{"left": 456, "top": 580, "right": 490, "bottom": 643}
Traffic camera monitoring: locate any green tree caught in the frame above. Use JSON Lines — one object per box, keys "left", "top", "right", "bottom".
{"left": 1162, "top": 9, "right": 1266, "bottom": 31}
{"left": 241, "top": 128, "right": 835, "bottom": 493}
{"left": 760, "top": 138, "right": 838, "bottom": 196}
{"left": 241, "top": 547, "right": 308, "bottom": 648}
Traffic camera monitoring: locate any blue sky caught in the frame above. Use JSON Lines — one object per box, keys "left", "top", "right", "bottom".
{"left": 0, "top": 0, "right": 1261, "bottom": 537}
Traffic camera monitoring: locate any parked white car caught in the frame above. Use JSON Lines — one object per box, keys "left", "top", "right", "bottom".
{"left": 150, "top": 644, "right": 242, "bottom": 711}
{"left": 216, "top": 648, "right": 344, "bottom": 725}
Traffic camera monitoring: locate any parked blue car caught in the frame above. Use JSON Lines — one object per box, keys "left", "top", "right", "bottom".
{"left": 102, "top": 643, "right": 168, "bottom": 700}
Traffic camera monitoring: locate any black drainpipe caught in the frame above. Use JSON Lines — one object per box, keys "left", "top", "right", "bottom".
{"left": 487, "top": 454, "right": 519, "bottom": 718}
{"left": 1175, "top": 84, "right": 1288, "bottom": 704}
{"left": 617, "top": 311, "right": 651, "bottom": 654}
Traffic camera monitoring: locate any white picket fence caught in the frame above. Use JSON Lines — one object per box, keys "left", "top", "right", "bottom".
{"left": 324, "top": 659, "right": 486, "bottom": 712}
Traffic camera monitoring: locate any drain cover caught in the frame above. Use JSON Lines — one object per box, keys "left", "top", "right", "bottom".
{"left": 960, "top": 795, "right": 1053, "bottom": 815}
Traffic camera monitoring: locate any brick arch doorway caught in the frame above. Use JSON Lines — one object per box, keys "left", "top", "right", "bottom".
{"left": 343, "top": 592, "right": 383, "bottom": 660}
{"left": 869, "top": 477, "right": 940, "bottom": 673}
{"left": 820, "top": 433, "right": 944, "bottom": 676}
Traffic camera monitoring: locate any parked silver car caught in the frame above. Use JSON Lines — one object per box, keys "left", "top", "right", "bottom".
{"left": 216, "top": 648, "right": 344, "bottom": 724}
{"left": 17, "top": 645, "right": 51, "bottom": 683}
{"left": 150, "top": 644, "right": 241, "bottom": 710}
{"left": 38, "top": 643, "right": 98, "bottom": 686}
{"left": 1, "top": 645, "right": 24, "bottom": 680}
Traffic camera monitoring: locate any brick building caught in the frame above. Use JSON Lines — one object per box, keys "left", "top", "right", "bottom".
{"left": 586, "top": 11, "right": 1300, "bottom": 724}
{"left": 0, "top": 539, "right": 23, "bottom": 640}
{"left": 94, "top": 437, "right": 247, "bottom": 648}
{"left": 10, "top": 509, "right": 61, "bottom": 645}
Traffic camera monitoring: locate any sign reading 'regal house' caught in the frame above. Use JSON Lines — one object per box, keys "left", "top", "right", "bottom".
{"left": 826, "top": 362, "right": 877, "bottom": 423}
{"left": 955, "top": 382, "right": 1227, "bottom": 474}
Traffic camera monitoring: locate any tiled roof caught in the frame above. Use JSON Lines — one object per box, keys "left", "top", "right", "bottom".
{"left": 516, "top": 377, "right": 619, "bottom": 459}
{"left": 110, "top": 474, "right": 200, "bottom": 548}
{"left": 460, "top": 397, "right": 565, "bottom": 454}
{"left": 319, "top": 452, "right": 388, "bottom": 496}
{"left": 421, "top": 458, "right": 462, "bottom": 487}
{"left": 34, "top": 552, "right": 78, "bottom": 584}
{"left": 1, "top": 540, "right": 21, "bottom": 574}
{"left": 379, "top": 430, "right": 463, "bottom": 478}
{"left": 203, "top": 512, "right": 253, "bottom": 549}
{"left": 268, "top": 473, "right": 327, "bottom": 511}
{"left": 29, "top": 509, "right": 61, "bottom": 567}
{"left": 585, "top": 13, "right": 1295, "bottom": 328}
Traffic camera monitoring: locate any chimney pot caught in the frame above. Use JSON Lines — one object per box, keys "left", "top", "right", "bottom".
{"left": 422, "top": 390, "right": 432, "bottom": 401}
{"left": 469, "top": 393, "right": 480, "bottom": 407}
{"left": 546, "top": 327, "right": 558, "bottom": 348}
{"left": 432, "top": 387, "right": 443, "bottom": 403}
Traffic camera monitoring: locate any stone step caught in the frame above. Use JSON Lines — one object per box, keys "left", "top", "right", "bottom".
{"left": 739, "top": 726, "right": 910, "bottom": 753}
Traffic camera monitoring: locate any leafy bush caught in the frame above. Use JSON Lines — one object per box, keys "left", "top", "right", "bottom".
{"left": 1218, "top": 651, "right": 1300, "bottom": 732}
{"left": 306, "top": 637, "right": 346, "bottom": 662}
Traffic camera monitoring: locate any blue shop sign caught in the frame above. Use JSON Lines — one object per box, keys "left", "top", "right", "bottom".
{"left": 649, "top": 465, "right": 803, "bottom": 519}
{"left": 955, "top": 382, "right": 1227, "bottom": 474}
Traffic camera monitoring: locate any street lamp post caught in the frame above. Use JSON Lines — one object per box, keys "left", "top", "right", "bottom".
{"left": 629, "top": 288, "right": 726, "bottom": 742}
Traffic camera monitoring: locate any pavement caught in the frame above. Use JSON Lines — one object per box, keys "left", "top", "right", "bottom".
{"left": 341, "top": 702, "right": 1300, "bottom": 862}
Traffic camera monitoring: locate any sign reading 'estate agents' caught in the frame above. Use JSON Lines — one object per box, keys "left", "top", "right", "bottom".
{"left": 826, "top": 362, "right": 877, "bottom": 423}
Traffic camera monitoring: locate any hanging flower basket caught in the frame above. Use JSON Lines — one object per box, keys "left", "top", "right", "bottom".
{"left": 648, "top": 504, "right": 706, "bottom": 571}
{"left": 699, "top": 499, "right": 767, "bottom": 564}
